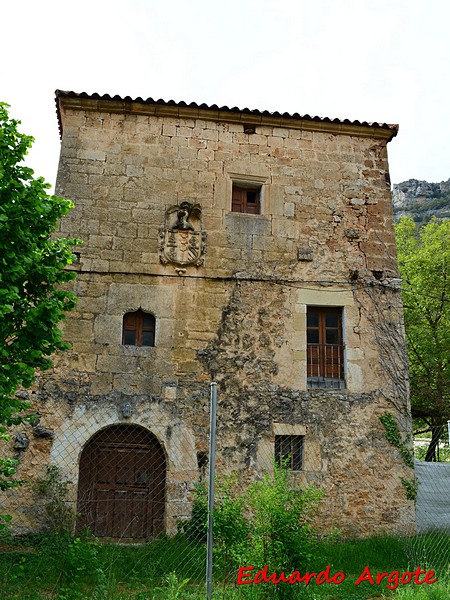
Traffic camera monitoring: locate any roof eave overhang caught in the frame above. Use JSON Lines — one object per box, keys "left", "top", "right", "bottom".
{"left": 56, "top": 93, "right": 398, "bottom": 143}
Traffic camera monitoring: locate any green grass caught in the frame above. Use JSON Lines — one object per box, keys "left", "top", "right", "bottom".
{"left": 0, "top": 533, "right": 448, "bottom": 599}
{"left": 381, "top": 577, "right": 450, "bottom": 600}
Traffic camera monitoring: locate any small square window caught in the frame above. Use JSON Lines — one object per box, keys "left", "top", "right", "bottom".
{"left": 232, "top": 183, "right": 261, "bottom": 214}
{"left": 122, "top": 310, "right": 155, "bottom": 347}
{"left": 274, "top": 435, "right": 304, "bottom": 471}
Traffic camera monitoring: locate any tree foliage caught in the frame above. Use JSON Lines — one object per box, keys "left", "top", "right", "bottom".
{"left": 395, "top": 216, "right": 450, "bottom": 461}
{"left": 0, "top": 102, "right": 79, "bottom": 488}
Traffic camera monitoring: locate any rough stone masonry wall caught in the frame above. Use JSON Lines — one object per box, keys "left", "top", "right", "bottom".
{"left": 3, "top": 103, "right": 414, "bottom": 537}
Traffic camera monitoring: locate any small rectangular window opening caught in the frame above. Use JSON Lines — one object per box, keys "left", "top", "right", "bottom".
{"left": 275, "top": 435, "right": 304, "bottom": 471}
{"left": 232, "top": 183, "right": 261, "bottom": 214}
{"left": 122, "top": 310, "right": 155, "bottom": 347}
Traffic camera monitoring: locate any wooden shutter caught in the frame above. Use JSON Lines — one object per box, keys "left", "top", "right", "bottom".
{"left": 122, "top": 312, "right": 137, "bottom": 345}
{"left": 307, "top": 307, "right": 344, "bottom": 383}
{"left": 232, "top": 185, "right": 261, "bottom": 214}
{"left": 122, "top": 310, "right": 155, "bottom": 347}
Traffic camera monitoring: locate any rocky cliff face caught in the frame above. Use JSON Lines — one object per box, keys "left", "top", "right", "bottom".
{"left": 392, "top": 178, "right": 450, "bottom": 222}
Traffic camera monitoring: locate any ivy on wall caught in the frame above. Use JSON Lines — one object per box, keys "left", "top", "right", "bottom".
{"left": 379, "top": 412, "right": 417, "bottom": 501}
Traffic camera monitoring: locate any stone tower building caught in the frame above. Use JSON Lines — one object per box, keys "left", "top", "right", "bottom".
{"left": 6, "top": 91, "right": 414, "bottom": 539}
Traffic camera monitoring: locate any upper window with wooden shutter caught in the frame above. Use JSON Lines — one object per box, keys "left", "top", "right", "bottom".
{"left": 122, "top": 310, "right": 155, "bottom": 347}
{"left": 232, "top": 183, "right": 261, "bottom": 214}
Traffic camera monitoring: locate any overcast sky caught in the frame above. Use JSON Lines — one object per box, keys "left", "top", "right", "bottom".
{"left": 1, "top": 0, "right": 449, "bottom": 191}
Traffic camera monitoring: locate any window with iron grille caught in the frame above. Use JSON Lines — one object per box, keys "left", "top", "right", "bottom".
{"left": 307, "top": 307, "right": 345, "bottom": 388}
{"left": 274, "top": 435, "right": 304, "bottom": 471}
{"left": 232, "top": 183, "right": 261, "bottom": 214}
{"left": 122, "top": 310, "right": 155, "bottom": 347}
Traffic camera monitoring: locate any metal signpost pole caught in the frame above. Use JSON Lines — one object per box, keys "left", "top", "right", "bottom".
{"left": 206, "top": 381, "right": 217, "bottom": 600}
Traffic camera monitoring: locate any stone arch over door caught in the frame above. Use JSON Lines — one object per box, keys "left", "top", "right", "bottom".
{"left": 77, "top": 424, "right": 166, "bottom": 540}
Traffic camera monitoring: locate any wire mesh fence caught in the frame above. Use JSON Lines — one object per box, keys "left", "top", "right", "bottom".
{"left": 1, "top": 394, "right": 450, "bottom": 599}
{"left": 405, "top": 428, "right": 450, "bottom": 590}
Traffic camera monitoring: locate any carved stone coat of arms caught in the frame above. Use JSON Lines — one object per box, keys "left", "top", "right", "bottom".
{"left": 159, "top": 202, "right": 207, "bottom": 267}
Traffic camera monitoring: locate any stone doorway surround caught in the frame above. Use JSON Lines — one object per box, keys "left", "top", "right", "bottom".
{"left": 50, "top": 400, "right": 198, "bottom": 534}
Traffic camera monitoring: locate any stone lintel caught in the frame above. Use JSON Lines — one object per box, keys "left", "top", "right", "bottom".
{"left": 272, "top": 423, "right": 307, "bottom": 436}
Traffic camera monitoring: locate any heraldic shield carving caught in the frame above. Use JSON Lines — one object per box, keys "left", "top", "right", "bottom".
{"left": 159, "top": 202, "right": 207, "bottom": 267}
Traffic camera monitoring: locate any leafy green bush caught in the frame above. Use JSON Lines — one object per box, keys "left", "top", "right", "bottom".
{"left": 245, "top": 465, "right": 323, "bottom": 573}
{"left": 34, "top": 465, "right": 76, "bottom": 534}
{"left": 181, "top": 465, "right": 323, "bottom": 589}
{"left": 213, "top": 474, "right": 251, "bottom": 573}
{"left": 62, "top": 536, "right": 107, "bottom": 594}
{"left": 0, "top": 513, "right": 12, "bottom": 541}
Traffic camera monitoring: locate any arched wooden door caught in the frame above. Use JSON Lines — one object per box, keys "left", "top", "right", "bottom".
{"left": 77, "top": 425, "right": 166, "bottom": 540}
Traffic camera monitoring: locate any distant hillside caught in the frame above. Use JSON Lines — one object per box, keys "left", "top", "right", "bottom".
{"left": 392, "top": 178, "right": 450, "bottom": 223}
